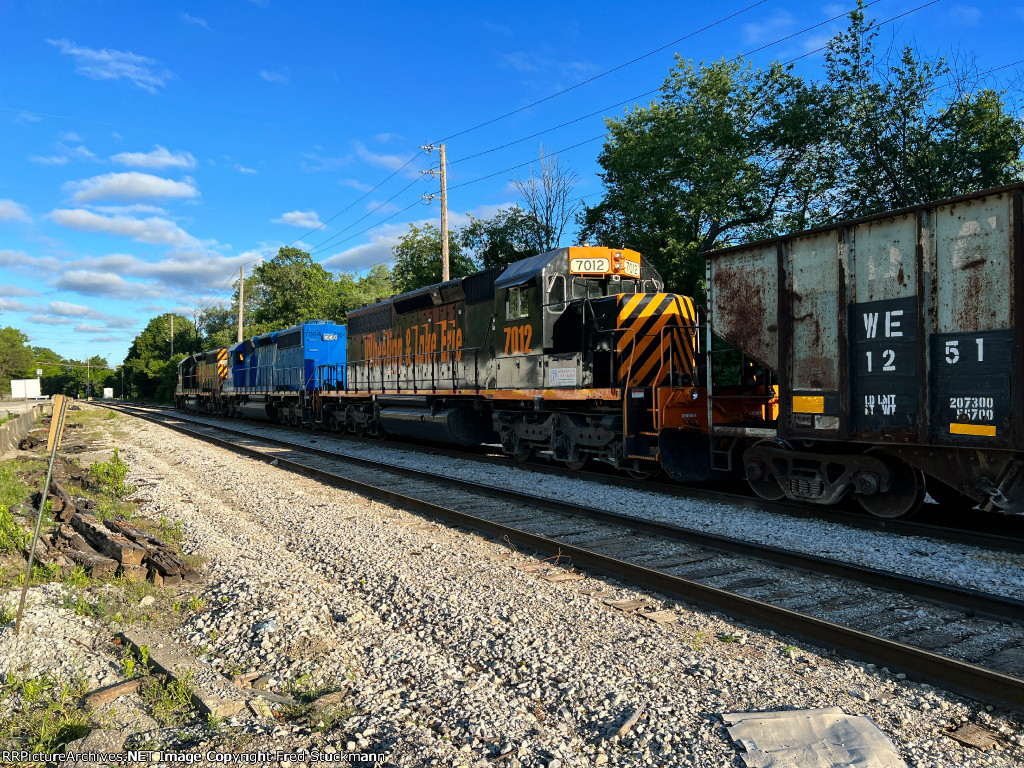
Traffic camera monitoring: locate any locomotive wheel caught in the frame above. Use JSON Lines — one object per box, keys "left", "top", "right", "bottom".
{"left": 563, "top": 456, "right": 589, "bottom": 470}
{"left": 855, "top": 451, "right": 925, "bottom": 519}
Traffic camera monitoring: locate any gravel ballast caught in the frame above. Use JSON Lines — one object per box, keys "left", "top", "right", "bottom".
{"left": 4, "top": 408, "right": 1024, "bottom": 766}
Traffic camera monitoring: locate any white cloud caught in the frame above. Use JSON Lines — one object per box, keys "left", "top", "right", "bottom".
{"left": 67, "top": 250, "right": 257, "bottom": 295}
{"left": 15, "top": 111, "right": 41, "bottom": 124}
{"left": 64, "top": 172, "right": 198, "bottom": 203}
{"left": 372, "top": 132, "right": 404, "bottom": 144}
{"left": 365, "top": 200, "right": 400, "bottom": 214}
{"left": 111, "top": 145, "right": 197, "bottom": 170}
{"left": 90, "top": 204, "right": 168, "bottom": 215}
{"left": 0, "top": 199, "right": 30, "bottom": 222}
{"left": 742, "top": 9, "right": 797, "bottom": 45}
{"left": 0, "top": 298, "right": 32, "bottom": 312}
{"left": 302, "top": 153, "right": 351, "bottom": 172}
{"left": 28, "top": 314, "right": 73, "bottom": 325}
{"left": 74, "top": 323, "right": 109, "bottom": 333}
{"left": 0, "top": 284, "right": 38, "bottom": 297}
{"left": 260, "top": 70, "right": 289, "bottom": 84}
{"left": 47, "top": 300, "right": 136, "bottom": 328}
{"left": 339, "top": 178, "right": 373, "bottom": 192}
{"left": 29, "top": 155, "right": 69, "bottom": 166}
{"left": 950, "top": 5, "right": 981, "bottom": 25}
{"left": 320, "top": 203, "right": 512, "bottom": 273}
{"left": 58, "top": 131, "right": 83, "bottom": 142}
{"left": 50, "top": 209, "right": 200, "bottom": 247}
{"left": 48, "top": 39, "right": 171, "bottom": 94}
{"left": 273, "top": 210, "right": 323, "bottom": 228}
{"left": 55, "top": 270, "right": 162, "bottom": 299}
{"left": 0, "top": 250, "right": 61, "bottom": 273}
{"left": 353, "top": 141, "right": 411, "bottom": 172}
{"left": 181, "top": 13, "right": 211, "bottom": 30}
{"left": 89, "top": 334, "right": 129, "bottom": 343}
{"left": 29, "top": 142, "right": 96, "bottom": 166}
{"left": 235, "top": 164, "right": 258, "bottom": 174}
{"left": 483, "top": 20, "right": 513, "bottom": 36}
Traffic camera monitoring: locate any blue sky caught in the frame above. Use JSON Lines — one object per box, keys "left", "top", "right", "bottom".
{"left": 1, "top": 0, "right": 1021, "bottom": 366}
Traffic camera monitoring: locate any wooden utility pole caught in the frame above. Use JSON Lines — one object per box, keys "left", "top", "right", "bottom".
{"left": 237, "top": 266, "right": 244, "bottom": 343}
{"left": 419, "top": 143, "right": 450, "bottom": 282}
{"left": 170, "top": 315, "right": 174, "bottom": 357}
{"left": 439, "top": 144, "right": 449, "bottom": 282}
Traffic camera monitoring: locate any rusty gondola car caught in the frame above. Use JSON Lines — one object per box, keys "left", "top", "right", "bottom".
{"left": 707, "top": 183, "right": 1024, "bottom": 518}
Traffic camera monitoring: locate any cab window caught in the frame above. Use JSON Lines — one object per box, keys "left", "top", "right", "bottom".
{"left": 547, "top": 274, "right": 566, "bottom": 312}
{"left": 506, "top": 286, "right": 529, "bottom": 320}
{"left": 571, "top": 278, "right": 604, "bottom": 300}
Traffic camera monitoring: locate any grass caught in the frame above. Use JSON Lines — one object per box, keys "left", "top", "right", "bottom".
{"left": 87, "top": 448, "right": 135, "bottom": 499}
{"left": 0, "top": 670, "right": 91, "bottom": 751}
{"left": 0, "top": 505, "right": 29, "bottom": 554}
{"left": 0, "top": 601, "right": 15, "bottom": 624}
{"left": 279, "top": 675, "right": 354, "bottom": 730}
{"left": 140, "top": 671, "right": 196, "bottom": 727}
{"left": 0, "top": 463, "right": 30, "bottom": 511}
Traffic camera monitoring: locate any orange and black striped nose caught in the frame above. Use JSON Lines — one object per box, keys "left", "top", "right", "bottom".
{"left": 616, "top": 293, "right": 698, "bottom": 387}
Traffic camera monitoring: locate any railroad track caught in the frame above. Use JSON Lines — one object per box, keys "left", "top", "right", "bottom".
{"left": 107, "top": 402, "right": 1024, "bottom": 710}
{"left": 122, "top": 402, "right": 1024, "bottom": 555}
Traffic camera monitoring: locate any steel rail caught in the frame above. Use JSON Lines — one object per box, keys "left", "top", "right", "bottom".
{"left": 111, "top": 404, "right": 1024, "bottom": 709}
{"left": 112, "top": 404, "right": 1024, "bottom": 624}
{"left": 122, "top": 403, "right": 1024, "bottom": 555}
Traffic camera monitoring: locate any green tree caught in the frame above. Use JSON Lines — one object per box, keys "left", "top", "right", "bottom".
{"left": 461, "top": 207, "right": 544, "bottom": 269}
{"left": 250, "top": 246, "right": 336, "bottom": 328}
{"left": 823, "top": 2, "right": 1024, "bottom": 217}
{"left": 513, "top": 146, "right": 581, "bottom": 251}
{"left": 336, "top": 264, "right": 395, "bottom": 317}
{"left": 580, "top": 56, "right": 829, "bottom": 296}
{"left": 121, "top": 314, "right": 196, "bottom": 402}
{"left": 0, "top": 327, "right": 34, "bottom": 395}
{"left": 391, "top": 223, "right": 477, "bottom": 293}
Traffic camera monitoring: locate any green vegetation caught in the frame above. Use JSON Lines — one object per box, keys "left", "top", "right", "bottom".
{"left": 0, "top": 670, "right": 91, "bottom": 751}
{"left": 87, "top": 448, "right": 136, "bottom": 499}
{"left": 0, "top": 505, "right": 28, "bottom": 554}
{"left": 140, "top": 671, "right": 195, "bottom": 727}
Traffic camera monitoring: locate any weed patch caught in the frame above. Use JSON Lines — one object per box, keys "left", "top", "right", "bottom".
{"left": 0, "top": 464, "right": 29, "bottom": 509}
{"left": 0, "top": 505, "right": 28, "bottom": 554}
{"left": 140, "top": 671, "right": 195, "bottom": 727}
{"left": 87, "top": 448, "right": 135, "bottom": 499}
{"left": 0, "top": 670, "right": 90, "bottom": 750}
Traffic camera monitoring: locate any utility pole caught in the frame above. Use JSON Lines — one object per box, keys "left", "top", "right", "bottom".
{"left": 170, "top": 315, "right": 174, "bottom": 357}
{"left": 237, "top": 265, "right": 244, "bottom": 343}
{"left": 419, "top": 143, "right": 450, "bottom": 282}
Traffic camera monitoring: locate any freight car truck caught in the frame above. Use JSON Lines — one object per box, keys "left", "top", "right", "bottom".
{"left": 707, "top": 183, "right": 1024, "bottom": 518}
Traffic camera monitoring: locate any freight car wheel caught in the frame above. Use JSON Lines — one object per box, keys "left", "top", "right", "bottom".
{"left": 512, "top": 448, "right": 533, "bottom": 462}
{"left": 856, "top": 451, "right": 926, "bottom": 519}
{"left": 745, "top": 440, "right": 787, "bottom": 501}
{"left": 564, "top": 457, "right": 589, "bottom": 470}
{"left": 625, "top": 462, "right": 659, "bottom": 480}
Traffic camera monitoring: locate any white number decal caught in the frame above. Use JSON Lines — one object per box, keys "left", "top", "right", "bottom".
{"left": 882, "top": 349, "right": 896, "bottom": 371}
{"left": 865, "top": 351, "right": 872, "bottom": 372}
{"left": 945, "top": 340, "right": 960, "bottom": 364}
{"left": 976, "top": 337, "right": 984, "bottom": 362}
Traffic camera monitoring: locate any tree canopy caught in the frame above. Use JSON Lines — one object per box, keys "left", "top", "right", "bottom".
{"left": 580, "top": 2, "right": 1024, "bottom": 296}
{"left": 391, "top": 223, "right": 477, "bottom": 293}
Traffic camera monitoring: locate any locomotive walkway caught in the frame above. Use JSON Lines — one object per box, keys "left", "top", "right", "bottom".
{"left": 109, "top": 404, "right": 1024, "bottom": 711}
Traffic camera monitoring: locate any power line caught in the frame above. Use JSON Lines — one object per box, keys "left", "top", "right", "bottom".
{"left": 433, "top": 1, "right": 772, "bottom": 144}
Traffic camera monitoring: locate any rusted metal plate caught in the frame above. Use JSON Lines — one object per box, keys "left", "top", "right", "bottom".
{"left": 934, "top": 193, "right": 1013, "bottom": 334}
{"left": 787, "top": 231, "right": 840, "bottom": 393}
{"left": 709, "top": 244, "right": 778, "bottom": 371}
{"left": 948, "top": 723, "right": 999, "bottom": 751}
{"left": 851, "top": 214, "right": 918, "bottom": 302}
